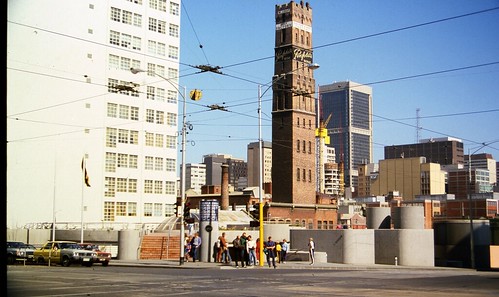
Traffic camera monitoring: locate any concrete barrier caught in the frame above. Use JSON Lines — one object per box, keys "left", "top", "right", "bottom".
{"left": 375, "top": 229, "right": 434, "bottom": 266}
{"left": 330, "top": 229, "right": 375, "bottom": 265}
{"left": 286, "top": 250, "right": 327, "bottom": 263}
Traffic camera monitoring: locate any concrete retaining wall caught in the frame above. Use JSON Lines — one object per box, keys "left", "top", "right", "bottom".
{"left": 330, "top": 229, "right": 375, "bottom": 265}
{"left": 375, "top": 229, "right": 434, "bottom": 266}
{"left": 366, "top": 207, "right": 391, "bottom": 229}
{"left": 393, "top": 206, "right": 424, "bottom": 229}
{"left": 7, "top": 229, "right": 50, "bottom": 245}
{"left": 118, "top": 230, "right": 141, "bottom": 260}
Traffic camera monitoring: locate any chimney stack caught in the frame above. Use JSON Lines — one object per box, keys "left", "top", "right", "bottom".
{"left": 221, "top": 164, "right": 229, "bottom": 210}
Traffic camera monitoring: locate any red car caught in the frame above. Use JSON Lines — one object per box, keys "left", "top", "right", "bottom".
{"left": 78, "top": 243, "right": 111, "bottom": 266}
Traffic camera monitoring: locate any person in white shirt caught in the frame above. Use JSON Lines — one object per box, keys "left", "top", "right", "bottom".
{"left": 281, "top": 239, "right": 289, "bottom": 263}
{"left": 246, "top": 235, "right": 257, "bottom": 266}
{"left": 308, "top": 237, "right": 315, "bottom": 265}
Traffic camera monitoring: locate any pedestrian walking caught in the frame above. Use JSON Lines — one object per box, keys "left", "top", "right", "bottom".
{"left": 265, "top": 236, "right": 277, "bottom": 268}
{"left": 280, "top": 239, "right": 289, "bottom": 263}
{"left": 308, "top": 237, "right": 315, "bottom": 265}
{"left": 246, "top": 235, "right": 257, "bottom": 266}
{"left": 190, "top": 232, "right": 201, "bottom": 262}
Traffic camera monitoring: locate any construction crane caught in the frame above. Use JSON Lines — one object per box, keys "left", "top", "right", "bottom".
{"left": 315, "top": 113, "right": 331, "bottom": 193}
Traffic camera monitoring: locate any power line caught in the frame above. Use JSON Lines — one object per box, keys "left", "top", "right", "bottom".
{"left": 314, "top": 7, "right": 499, "bottom": 50}
{"left": 220, "top": 6, "right": 499, "bottom": 70}
{"left": 181, "top": 1, "right": 210, "bottom": 65}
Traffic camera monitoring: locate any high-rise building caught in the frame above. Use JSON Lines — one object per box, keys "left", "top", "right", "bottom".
{"left": 320, "top": 81, "right": 373, "bottom": 195}
{"left": 323, "top": 145, "right": 340, "bottom": 195}
{"left": 203, "top": 154, "right": 247, "bottom": 190}
{"left": 385, "top": 137, "right": 464, "bottom": 165}
{"left": 272, "top": 1, "right": 318, "bottom": 204}
{"left": 247, "top": 141, "right": 272, "bottom": 187}
{"left": 447, "top": 168, "right": 493, "bottom": 199}
{"left": 370, "top": 157, "right": 446, "bottom": 200}
{"left": 181, "top": 163, "right": 206, "bottom": 195}
{"left": 464, "top": 153, "right": 497, "bottom": 187}
{"left": 7, "top": 1, "right": 182, "bottom": 228}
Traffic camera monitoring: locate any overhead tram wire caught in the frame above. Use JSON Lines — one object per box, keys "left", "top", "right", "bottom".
{"left": 181, "top": 1, "right": 210, "bottom": 65}
{"left": 313, "top": 6, "right": 499, "bottom": 50}
{"left": 216, "top": 60, "right": 499, "bottom": 112}
{"left": 218, "top": 6, "right": 499, "bottom": 70}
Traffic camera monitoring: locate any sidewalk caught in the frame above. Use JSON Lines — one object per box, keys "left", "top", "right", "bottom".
{"left": 110, "top": 259, "right": 461, "bottom": 271}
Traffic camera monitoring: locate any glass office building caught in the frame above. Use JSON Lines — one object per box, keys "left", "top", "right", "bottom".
{"left": 320, "top": 81, "right": 372, "bottom": 195}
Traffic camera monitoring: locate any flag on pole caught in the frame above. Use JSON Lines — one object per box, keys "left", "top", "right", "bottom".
{"left": 81, "top": 157, "right": 91, "bottom": 187}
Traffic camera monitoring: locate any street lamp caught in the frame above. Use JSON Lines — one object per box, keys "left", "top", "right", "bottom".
{"left": 131, "top": 67, "right": 189, "bottom": 265}
{"left": 257, "top": 63, "right": 319, "bottom": 266}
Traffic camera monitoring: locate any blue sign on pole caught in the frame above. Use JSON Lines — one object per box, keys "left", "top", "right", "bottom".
{"left": 200, "top": 200, "right": 219, "bottom": 222}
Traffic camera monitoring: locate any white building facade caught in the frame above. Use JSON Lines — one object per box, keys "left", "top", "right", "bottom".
{"left": 247, "top": 141, "right": 272, "bottom": 187}
{"left": 183, "top": 163, "right": 206, "bottom": 194}
{"left": 7, "top": 0, "right": 182, "bottom": 229}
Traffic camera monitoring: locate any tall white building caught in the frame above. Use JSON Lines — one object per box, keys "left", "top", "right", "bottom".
{"left": 182, "top": 163, "right": 206, "bottom": 194}
{"left": 247, "top": 141, "right": 272, "bottom": 187}
{"left": 7, "top": 0, "right": 182, "bottom": 229}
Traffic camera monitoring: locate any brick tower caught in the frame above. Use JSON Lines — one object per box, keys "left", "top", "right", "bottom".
{"left": 272, "top": 1, "right": 317, "bottom": 204}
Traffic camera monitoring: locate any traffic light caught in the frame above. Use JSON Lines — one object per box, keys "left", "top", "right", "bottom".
{"left": 249, "top": 203, "right": 260, "bottom": 227}
{"left": 183, "top": 203, "right": 191, "bottom": 220}
{"left": 250, "top": 203, "right": 260, "bottom": 220}
{"left": 174, "top": 202, "right": 181, "bottom": 217}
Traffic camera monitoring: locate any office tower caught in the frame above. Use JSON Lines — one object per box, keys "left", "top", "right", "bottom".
{"left": 203, "top": 154, "right": 247, "bottom": 190}
{"left": 247, "top": 141, "right": 272, "bottom": 187}
{"left": 272, "top": 1, "right": 318, "bottom": 204}
{"left": 320, "top": 81, "right": 373, "bottom": 195}
{"left": 181, "top": 163, "right": 206, "bottom": 194}
{"left": 385, "top": 137, "right": 464, "bottom": 165}
{"left": 371, "top": 157, "right": 446, "bottom": 200}
{"left": 7, "top": 1, "right": 182, "bottom": 228}
{"left": 464, "top": 153, "right": 496, "bottom": 186}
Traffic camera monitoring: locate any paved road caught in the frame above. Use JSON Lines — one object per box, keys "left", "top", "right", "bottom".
{"left": 6, "top": 261, "right": 499, "bottom": 296}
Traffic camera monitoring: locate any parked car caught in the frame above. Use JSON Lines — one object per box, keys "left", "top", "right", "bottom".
{"left": 7, "top": 241, "right": 36, "bottom": 265}
{"left": 78, "top": 243, "right": 111, "bottom": 266}
{"left": 33, "top": 241, "right": 96, "bottom": 267}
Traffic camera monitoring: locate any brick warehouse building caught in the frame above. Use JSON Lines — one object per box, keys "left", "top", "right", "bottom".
{"left": 269, "top": 1, "right": 338, "bottom": 228}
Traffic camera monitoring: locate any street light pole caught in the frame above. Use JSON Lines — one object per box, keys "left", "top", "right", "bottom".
{"left": 467, "top": 143, "right": 487, "bottom": 269}
{"left": 131, "top": 67, "right": 188, "bottom": 265}
{"left": 179, "top": 85, "right": 187, "bottom": 266}
{"left": 256, "top": 63, "right": 319, "bottom": 266}
{"left": 257, "top": 84, "right": 264, "bottom": 266}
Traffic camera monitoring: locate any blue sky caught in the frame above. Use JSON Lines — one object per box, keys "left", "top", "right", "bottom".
{"left": 178, "top": 0, "right": 499, "bottom": 165}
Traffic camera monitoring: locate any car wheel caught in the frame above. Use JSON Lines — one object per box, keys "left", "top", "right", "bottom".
{"left": 37, "top": 257, "right": 45, "bottom": 265}
{"left": 102, "top": 261, "right": 109, "bottom": 267}
{"left": 61, "top": 256, "right": 71, "bottom": 267}
{"left": 7, "top": 254, "right": 15, "bottom": 265}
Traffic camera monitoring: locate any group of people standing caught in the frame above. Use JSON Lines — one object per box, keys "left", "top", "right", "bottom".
{"left": 216, "top": 233, "right": 290, "bottom": 268}
{"left": 187, "top": 231, "right": 311, "bottom": 267}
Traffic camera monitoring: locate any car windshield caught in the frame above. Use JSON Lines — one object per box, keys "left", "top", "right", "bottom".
{"left": 22, "top": 244, "right": 36, "bottom": 249}
{"left": 7, "top": 242, "right": 24, "bottom": 248}
{"left": 80, "top": 244, "right": 98, "bottom": 250}
{"left": 59, "top": 243, "right": 80, "bottom": 250}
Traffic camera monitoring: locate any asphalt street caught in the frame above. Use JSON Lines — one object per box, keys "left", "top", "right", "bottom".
{"left": 6, "top": 260, "right": 499, "bottom": 297}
